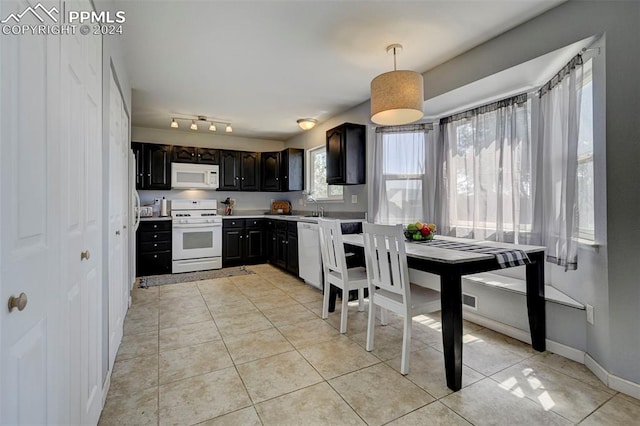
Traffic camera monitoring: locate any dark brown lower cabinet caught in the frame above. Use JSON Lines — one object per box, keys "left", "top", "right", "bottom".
{"left": 136, "top": 220, "right": 172, "bottom": 276}
{"left": 222, "top": 219, "right": 265, "bottom": 266}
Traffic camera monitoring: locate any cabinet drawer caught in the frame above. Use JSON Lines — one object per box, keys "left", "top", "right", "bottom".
{"left": 246, "top": 219, "right": 264, "bottom": 228}
{"left": 138, "top": 230, "right": 171, "bottom": 243}
{"left": 138, "top": 251, "right": 172, "bottom": 276}
{"left": 139, "top": 240, "right": 171, "bottom": 252}
{"left": 139, "top": 221, "right": 172, "bottom": 232}
{"left": 223, "top": 219, "right": 245, "bottom": 229}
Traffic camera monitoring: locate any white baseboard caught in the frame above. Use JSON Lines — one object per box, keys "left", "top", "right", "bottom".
{"left": 585, "top": 354, "right": 640, "bottom": 400}
{"left": 464, "top": 311, "right": 640, "bottom": 400}
{"left": 101, "top": 372, "right": 111, "bottom": 408}
{"left": 584, "top": 353, "right": 610, "bottom": 385}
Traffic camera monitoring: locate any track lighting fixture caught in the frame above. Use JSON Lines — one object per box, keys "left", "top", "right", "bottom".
{"left": 170, "top": 115, "right": 232, "bottom": 133}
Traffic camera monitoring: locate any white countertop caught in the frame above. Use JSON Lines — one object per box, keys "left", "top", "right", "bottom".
{"left": 140, "top": 216, "right": 172, "bottom": 221}
{"left": 222, "top": 214, "right": 364, "bottom": 224}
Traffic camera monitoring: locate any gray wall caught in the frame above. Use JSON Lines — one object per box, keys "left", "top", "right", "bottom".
{"left": 415, "top": 0, "right": 640, "bottom": 383}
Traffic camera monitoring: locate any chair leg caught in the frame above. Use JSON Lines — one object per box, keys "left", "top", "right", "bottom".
{"left": 380, "top": 308, "right": 388, "bottom": 326}
{"left": 357, "top": 288, "right": 365, "bottom": 312}
{"left": 340, "top": 287, "right": 349, "bottom": 333}
{"left": 366, "top": 301, "right": 375, "bottom": 351}
{"left": 322, "top": 282, "right": 330, "bottom": 320}
{"left": 400, "top": 315, "right": 411, "bottom": 375}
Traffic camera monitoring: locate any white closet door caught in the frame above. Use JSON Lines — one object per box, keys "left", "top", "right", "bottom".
{"left": 59, "top": 0, "right": 103, "bottom": 424}
{"left": 108, "top": 73, "right": 125, "bottom": 367}
{"left": 0, "top": 0, "right": 64, "bottom": 423}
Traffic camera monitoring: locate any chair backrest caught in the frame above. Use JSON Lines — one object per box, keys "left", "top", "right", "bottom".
{"left": 318, "top": 219, "right": 348, "bottom": 277}
{"left": 362, "top": 223, "right": 411, "bottom": 299}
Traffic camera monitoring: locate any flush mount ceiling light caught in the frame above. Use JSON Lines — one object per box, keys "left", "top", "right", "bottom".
{"left": 170, "top": 115, "right": 232, "bottom": 133}
{"left": 370, "top": 43, "right": 424, "bottom": 126}
{"left": 297, "top": 118, "right": 318, "bottom": 131}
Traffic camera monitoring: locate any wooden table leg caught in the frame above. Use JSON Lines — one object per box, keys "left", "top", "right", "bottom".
{"left": 440, "top": 272, "right": 463, "bottom": 391}
{"left": 526, "top": 252, "right": 546, "bottom": 351}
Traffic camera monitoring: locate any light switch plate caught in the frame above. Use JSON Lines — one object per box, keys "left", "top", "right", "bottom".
{"left": 351, "top": 195, "right": 357, "bottom": 204}
{"left": 586, "top": 304, "right": 594, "bottom": 324}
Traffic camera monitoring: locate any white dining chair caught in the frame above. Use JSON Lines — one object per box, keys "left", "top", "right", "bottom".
{"left": 318, "top": 218, "right": 368, "bottom": 333}
{"left": 362, "top": 223, "right": 441, "bottom": 374}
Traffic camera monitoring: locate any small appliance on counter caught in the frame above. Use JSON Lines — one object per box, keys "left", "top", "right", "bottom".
{"left": 270, "top": 200, "right": 292, "bottom": 215}
{"left": 160, "top": 197, "right": 169, "bottom": 217}
{"left": 137, "top": 205, "right": 154, "bottom": 217}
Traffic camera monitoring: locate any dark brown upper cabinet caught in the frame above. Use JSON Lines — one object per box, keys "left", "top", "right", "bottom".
{"left": 172, "top": 146, "right": 219, "bottom": 165}
{"left": 326, "top": 123, "right": 366, "bottom": 185}
{"left": 260, "top": 148, "right": 303, "bottom": 192}
{"left": 132, "top": 142, "right": 171, "bottom": 190}
{"left": 219, "top": 150, "right": 260, "bottom": 191}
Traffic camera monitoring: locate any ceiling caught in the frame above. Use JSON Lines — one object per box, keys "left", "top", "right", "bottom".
{"left": 118, "top": 0, "right": 566, "bottom": 141}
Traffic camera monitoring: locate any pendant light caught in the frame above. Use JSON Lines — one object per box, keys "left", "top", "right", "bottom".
{"left": 190, "top": 120, "right": 198, "bottom": 130}
{"left": 370, "top": 44, "right": 424, "bottom": 125}
{"left": 209, "top": 122, "right": 217, "bottom": 131}
{"left": 171, "top": 118, "right": 179, "bottom": 128}
{"left": 225, "top": 124, "right": 233, "bottom": 133}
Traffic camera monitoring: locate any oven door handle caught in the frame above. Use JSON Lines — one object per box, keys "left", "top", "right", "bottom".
{"left": 172, "top": 222, "right": 222, "bottom": 229}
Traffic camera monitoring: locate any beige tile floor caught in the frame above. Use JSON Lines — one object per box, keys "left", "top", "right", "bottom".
{"left": 100, "top": 264, "right": 640, "bottom": 426}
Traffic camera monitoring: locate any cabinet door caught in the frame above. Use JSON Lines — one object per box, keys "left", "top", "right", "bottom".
{"left": 287, "top": 232, "right": 299, "bottom": 275}
{"left": 219, "top": 150, "right": 240, "bottom": 190}
{"left": 246, "top": 229, "right": 264, "bottom": 261}
{"left": 137, "top": 251, "right": 172, "bottom": 276}
{"left": 132, "top": 142, "right": 144, "bottom": 189}
{"left": 282, "top": 148, "right": 304, "bottom": 191}
{"left": 240, "top": 152, "right": 260, "bottom": 191}
{"left": 265, "top": 221, "right": 278, "bottom": 264}
{"left": 326, "top": 127, "right": 344, "bottom": 184}
{"left": 197, "top": 148, "right": 219, "bottom": 164}
{"left": 222, "top": 228, "right": 243, "bottom": 265}
{"left": 261, "top": 152, "right": 281, "bottom": 191}
{"left": 145, "top": 144, "right": 172, "bottom": 189}
{"left": 172, "top": 146, "right": 197, "bottom": 163}
{"left": 275, "top": 230, "right": 288, "bottom": 268}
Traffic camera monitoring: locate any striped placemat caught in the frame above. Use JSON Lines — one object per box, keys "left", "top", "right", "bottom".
{"left": 415, "top": 239, "right": 531, "bottom": 268}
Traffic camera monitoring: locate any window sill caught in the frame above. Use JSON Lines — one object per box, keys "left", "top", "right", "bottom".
{"left": 577, "top": 238, "right": 600, "bottom": 251}
{"left": 310, "top": 198, "right": 344, "bottom": 204}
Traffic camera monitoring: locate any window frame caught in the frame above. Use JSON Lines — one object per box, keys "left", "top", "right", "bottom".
{"left": 576, "top": 60, "right": 595, "bottom": 242}
{"left": 306, "top": 145, "right": 344, "bottom": 202}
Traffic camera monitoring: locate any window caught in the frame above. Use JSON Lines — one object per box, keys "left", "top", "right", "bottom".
{"left": 308, "top": 145, "right": 343, "bottom": 200}
{"left": 440, "top": 95, "right": 532, "bottom": 242}
{"left": 577, "top": 59, "right": 594, "bottom": 240}
{"left": 371, "top": 125, "right": 430, "bottom": 225}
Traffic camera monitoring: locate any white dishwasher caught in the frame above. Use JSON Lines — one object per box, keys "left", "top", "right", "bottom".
{"left": 297, "top": 221, "right": 323, "bottom": 289}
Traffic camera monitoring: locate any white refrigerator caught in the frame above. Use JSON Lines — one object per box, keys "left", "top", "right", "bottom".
{"left": 129, "top": 149, "right": 141, "bottom": 291}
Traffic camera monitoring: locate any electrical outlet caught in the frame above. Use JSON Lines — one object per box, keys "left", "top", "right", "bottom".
{"left": 351, "top": 195, "right": 358, "bottom": 204}
{"left": 586, "top": 304, "right": 594, "bottom": 325}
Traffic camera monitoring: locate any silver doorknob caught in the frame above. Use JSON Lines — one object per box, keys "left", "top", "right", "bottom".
{"left": 80, "top": 250, "right": 90, "bottom": 261}
{"left": 115, "top": 230, "right": 121, "bottom": 235}
{"left": 8, "top": 293, "right": 27, "bottom": 312}
{"left": 123, "top": 225, "right": 127, "bottom": 229}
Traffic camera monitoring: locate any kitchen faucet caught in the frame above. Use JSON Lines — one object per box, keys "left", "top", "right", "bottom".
{"left": 303, "top": 191, "right": 320, "bottom": 217}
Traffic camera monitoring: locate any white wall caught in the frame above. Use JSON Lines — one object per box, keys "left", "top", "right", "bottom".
{"left": 131, "top": 126, "right": 285, "bottom": 152}
{"left": 415, "top": 0, "right": 640, "bottom": 385}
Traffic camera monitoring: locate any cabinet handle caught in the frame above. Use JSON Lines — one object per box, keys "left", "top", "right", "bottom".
{"left": 284, "top": 175, "right": 288, "bottom": 179}
{"left": 154, "top": 234, "right": 158, "bottom": 238}
{"left": 147, "top": 173, "right": 151, "bottom": 177}
{"left": 275, "top": 177, "right": 279, "bottom": 181}
{"left": 192, "top": 153, "right": 195, "bottom": 156}
{"left": 154, "top": 254, "right": 158, "bottom": 258}
{"left": 241, "top": 177, "right": 245, "bottom": 181}
{"left": 153, "top": 224, "right": 158, "bottom": 228}
{"left": 154, "top": 243, "right": 158, "bottom": 247}
{"left": 240, "top": 235, "right": 243, "bottom": 239}
{"left": 115, "top": 230, "right": 121, "bottom": 236}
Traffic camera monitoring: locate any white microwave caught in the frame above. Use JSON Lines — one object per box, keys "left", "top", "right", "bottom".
{"left": 171, "top": 163, "right": 219, "bottom": 189}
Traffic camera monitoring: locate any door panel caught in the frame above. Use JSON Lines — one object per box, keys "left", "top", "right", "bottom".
{"left": 1, "top": 0, "right": 62, "bottom": 422}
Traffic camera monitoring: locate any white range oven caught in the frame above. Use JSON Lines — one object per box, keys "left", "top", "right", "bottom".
{"left": 171, "top": 199, "right": 222, "bottom": 273}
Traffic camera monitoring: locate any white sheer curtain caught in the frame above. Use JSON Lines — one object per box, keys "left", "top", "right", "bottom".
{"left": 437, "top": 94, "right": 533, "bottom": 243}
{"left": 536, "top": 54, "right": 584, "bottom": 270}
{"left": 370, "top": 124, "right": 435, "bottom": 225}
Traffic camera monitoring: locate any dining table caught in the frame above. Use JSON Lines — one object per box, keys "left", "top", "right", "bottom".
{"left": 340, "top": 233, "right": 547, "bottom": 392}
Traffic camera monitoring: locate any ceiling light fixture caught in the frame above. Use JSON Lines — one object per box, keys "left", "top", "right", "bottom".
{"left": 370, "top": 43, "right": 424, "bottom": 126}
{"left": 170, "top": 115, "right": 232, "bottom": 133}
{"left": 297, "top": 118, "right": 318, "bottom": 131}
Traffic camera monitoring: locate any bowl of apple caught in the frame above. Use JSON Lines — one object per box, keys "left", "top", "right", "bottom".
{"left": 404, "top": 222, "right": 436, "bottom": 241}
